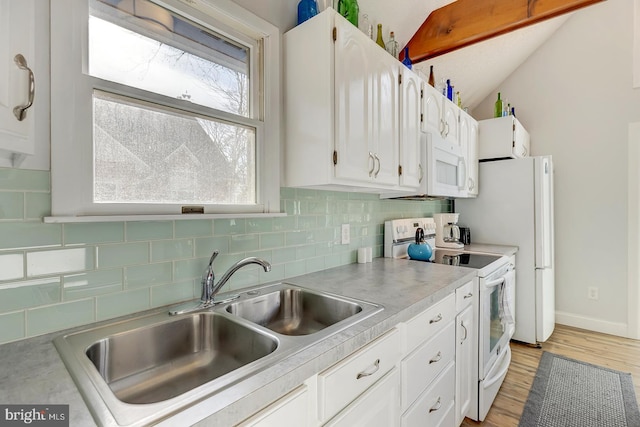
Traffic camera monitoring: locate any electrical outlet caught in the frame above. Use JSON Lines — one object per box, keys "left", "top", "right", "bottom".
{"left": 587, "top": 287, "right": 599, "bottom": 300}
{"left": 341, "top": 224, "right": 350, "bottom": 245}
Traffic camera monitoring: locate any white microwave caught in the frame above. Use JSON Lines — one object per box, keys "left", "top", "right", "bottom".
{"left": 425, "top": 132, "right": 467, "bottom": 198}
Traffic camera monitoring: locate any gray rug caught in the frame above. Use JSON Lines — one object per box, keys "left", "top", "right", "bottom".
{"left": 519, "top": 352, "right": 640, "bottom": 427}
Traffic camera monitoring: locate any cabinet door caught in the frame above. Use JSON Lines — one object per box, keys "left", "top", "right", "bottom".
{"left": 0, "top": 0, "right": 47, "bottom": 167}
{"left": 422, "top": 82, "right": 443, "bottom": 136}
{"left": 455, "top": 304, "right": 475, "bottom": 426}
{"left": 369, "top": 49, "right": 399, "bottom": 186}
{"left": 459, "top": 110, "right": 479, "bottom": 197}
{"left": 334, "top": 16, "right": 372, "bottom": 184}
{"left": 441, "top": 98, "right": 459, "bottom": 146}
{"left": 237, "top": 385, "right": 311, "bottom": 427}
{"left": 399, "top": 68, "right": 421, "bottom": 189}
{"left": 325, "top": 368, "right": 401, "bottom": 427}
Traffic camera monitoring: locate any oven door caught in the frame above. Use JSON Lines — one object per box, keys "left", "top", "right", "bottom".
{"left": 479, "top": 268, "right": 515, "bottom": 379}
{"left": 425, "top": 132, "right": 467, "bottom": 198}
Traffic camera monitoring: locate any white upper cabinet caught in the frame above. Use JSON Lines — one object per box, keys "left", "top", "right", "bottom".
{"left": 478, "top": 115, "right": 530, "bottom": 160}
{"left": 0, "top": 0, "right": 49, "bottom": 168}
{"left": 284, "top": 9, "right": 417, "bottom": 193}
{"left": 459, "top": 108, "right": 479, "bottom": 197}
{"left": 421, "top": 82, "right": 459, "bottom": 146}
{"left": 399, "top": 67, "right": 422, "bottom": 189}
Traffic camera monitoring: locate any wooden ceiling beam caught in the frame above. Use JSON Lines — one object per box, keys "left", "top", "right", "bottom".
{"left": 405, "top": 0, "right": 605, "bottom": 63}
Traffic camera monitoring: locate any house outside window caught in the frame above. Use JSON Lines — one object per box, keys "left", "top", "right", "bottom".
{"left": 50, "top": 0, "right": 280, "bottom": 218}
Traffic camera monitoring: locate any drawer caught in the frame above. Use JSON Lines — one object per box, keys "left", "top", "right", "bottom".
{"left": 318, "top": 328, "right": 401, "bottom": 423}
{"left": 405, "top": 293, "right": 455, "bottom": 354}
{"left": 455, "top": 280, "right": 475, "bottom": 312}
{"left": 401, "top": 362, "right": 455, "bottom": 427}
{"left": 237, "top": 385, "right": 310, "bottom": 427}
{"left": 402, "top": 321, "right": 455, "bottom": 410}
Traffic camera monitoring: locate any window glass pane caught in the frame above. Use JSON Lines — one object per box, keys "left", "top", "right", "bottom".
{"left": 93, "top": 91, "right": 256, "bottom": 205}
{"left": 89, "top": 0, "right": 250, "bottom": 117}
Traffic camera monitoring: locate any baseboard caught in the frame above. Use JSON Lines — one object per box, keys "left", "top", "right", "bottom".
{"left": 555, "top": 311, "right": 629, "bottom": 338}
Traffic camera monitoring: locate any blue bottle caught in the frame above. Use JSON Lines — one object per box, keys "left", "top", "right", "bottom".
{"left": 446, "top": 79, "right": 453, "bottom": 101}
{"left": 297, "top": 0, "right": 318, "bottom": 25}
{"left": 401, "top": 46, "right": 412, "bottom": 70}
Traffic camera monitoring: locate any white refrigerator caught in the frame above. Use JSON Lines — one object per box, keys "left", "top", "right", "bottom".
{"left": 456, "top": 156, "right": 555, "bottom": 344}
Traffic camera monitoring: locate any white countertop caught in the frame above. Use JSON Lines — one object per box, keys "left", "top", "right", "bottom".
{"left": 0, "top": 258, "right": 479, "bottom": 426}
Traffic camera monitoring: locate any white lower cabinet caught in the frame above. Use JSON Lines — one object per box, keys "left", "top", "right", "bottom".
{"left": 402, "top": 362, "right": 455, "bottom": 427}
{"left": 318, "top": 328, "right": 401, "bottom": 423}
{"left": 324, "top": 367, "right": 401, "bottom": 427}
{"left": 455, "top": 280, "right": 478, "bottom": 426}
{"left": 237, "top": 385, "right": 312, "bottom": 427}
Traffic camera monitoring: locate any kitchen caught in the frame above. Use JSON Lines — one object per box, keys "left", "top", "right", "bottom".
{"left": 0, "top": 0, "right": 639, "bottom": 426}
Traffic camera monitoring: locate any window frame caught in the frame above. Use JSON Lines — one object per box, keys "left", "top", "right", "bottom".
{"left": 49, "top": 0, "right": 281, "bottom": 219}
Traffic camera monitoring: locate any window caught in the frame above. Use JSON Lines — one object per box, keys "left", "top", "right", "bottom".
{"left": 50, "top": 0, "right": 280, "bottom": 217}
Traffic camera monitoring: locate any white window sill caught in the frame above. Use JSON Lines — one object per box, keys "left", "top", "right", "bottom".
{"left": 43, "top": 212, "right": 287, "bottom": 223}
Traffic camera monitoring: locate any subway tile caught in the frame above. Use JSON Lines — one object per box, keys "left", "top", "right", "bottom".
{"left": 0, "top": 278, "right": 61, "bottom": 312}
{"left": 25, "top": 192, "right": 51, "bottom": 219}
{"left": 126, "top": 221, "right": 173, "bottom": 241}
{"left": 125, "top": 262, "right": 173, "bottom": 289}
{"left": 295, "top": 245, "right": 316, "bottom": 260}
{"left": 63, "top": 269, "right": 123, "bottom": 301}
{"left": 272, "top": 247, "right": 297, "bottom": 264}
{"left": 175, "top": 219, "right": 213, "bottom": 238}
{"left": 0, "top": 253, "right": 24, "bottom": 281}
{"left": 0, "top": 192, "right": 24, "bottom": 219}
{"left": 285, "top": 230, "right": 315, "bottom": 246}
{"left": 0, "top": 311, "right": 25, "bottom": 344}
{"left": 151, "top": 239, "right": 193, "bottom": 262}
{"left": 246, "top": 218, "right": 273, "bottom": 234}
{"left": 279, "top": 187, "right": 296, "bottom": 199}
{"left": 27, "top": 247, "right": 95, "bottom": 277}
{"left": 97, "top": 288, "right": 150, "bottom": 321}
{"left": 0, "top": 222, "right": 61, "bottom": 250}
{"left": 260, "top": 232, "right": 284, "bottom": 250}
{"left": 195, "top": 236, "right": 229, "bottom": 257}
{"left": 229, "top": 234, "right": 259, "bottom": 253}
{"left": 98, "top": 242, "right": 149, "bottom": 268}
{"left": 272, "top": 215, "right": 296, "bottom": 231}
{"left": 174, "top": 257, "right": 207, "bottom": 282}
{"left": 27, "top": 299, "right": 94, "bottom": 336}
{"left": 297, "top": 215, "right": 317, "bottom": 230}
{"left": 214, "top": 219, "right": 246, "bottom": 235}
{"left": 284, "top": 260, "right": 306, "bottom": 279}
{"left": 0, "top": 168, "right": 50, "bottom": 191}
{"left": 150, "top": 280, "right": 195, "bottom": 307}
{"left": 305, "top": 257, "right": 326, "bottom": 274}
{"left": 64, "top": 222, "right": 124, "bottom": 245}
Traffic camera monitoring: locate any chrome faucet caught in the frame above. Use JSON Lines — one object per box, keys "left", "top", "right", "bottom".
{"left": 169, "top": 250, "right": 272, "bottom": 315}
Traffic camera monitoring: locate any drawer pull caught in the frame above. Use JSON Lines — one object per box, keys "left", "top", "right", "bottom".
{"left": 356, "top": 359, "right": 380, "bottom": 379}
{"left": 429, "top": 397, "right": 442, "bottom": 413}
{"left": 429, "top": 351, "right": 442, "bottom": 364}
{"left": 463, "top": 292, "right": 473, "bottom": 299}
{"left": 429, "top": 313, "right": 443, "bottom": 324}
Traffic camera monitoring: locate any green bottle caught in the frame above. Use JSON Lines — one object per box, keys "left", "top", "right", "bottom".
{"left": 494, "top": 92, "right": 503, "bottom": 118}
{"left": 375, "top": 24, "right": 385, "bottom": 49}
{"left": 337, "top": 0, "right": 358, "bottom": 26}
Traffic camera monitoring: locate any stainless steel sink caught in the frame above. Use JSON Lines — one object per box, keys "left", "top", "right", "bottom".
{"left": 86, "top": 312, "right": 278, "bottom": 404}
{"left": 226, "top": 286, "right": 364, "bottom": 335}
{"left": 54, "top": 282, "right": 382, "bottom": 426}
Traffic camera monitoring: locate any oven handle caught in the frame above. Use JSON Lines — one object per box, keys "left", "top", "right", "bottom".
{"left": 483, "top": 345, "right": 511, "bottom": 389}
{"left": 485, "top": 276, "right": 506, "bottom": 289}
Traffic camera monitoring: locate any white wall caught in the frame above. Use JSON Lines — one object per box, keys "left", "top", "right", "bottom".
{"left": 473, "top": 0, "right": 640, "bottom": 337}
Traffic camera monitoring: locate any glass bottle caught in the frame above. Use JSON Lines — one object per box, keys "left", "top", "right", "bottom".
{"left": 446, "top": 79, "right": 453, "bottom": 101}
{"left": 494, "top": 92, "right": 503, "bottom": 118}
{"left": 385, "top": 31, "right": 399, "bottom": 58}
{"left": 375, "top": 24, "right": 385, "bottom": 49}
{"left": 297, "top": 0, "right": 318, "bottom": 25}
{"left": 401, "top": 46, "right": 412, "bottom": 69}
{"left": 428, "top": 65, "right": 435, "bottom": 87}
{"left": 360, "top": 13, "right": 372, "bottom": 39}
{"left": 337, "top": 0, "right": 358, "bottom": 26}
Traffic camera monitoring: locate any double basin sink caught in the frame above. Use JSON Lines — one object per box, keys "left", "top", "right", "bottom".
{"left": 54, "top": 282, "right": 382, "bottom": 426}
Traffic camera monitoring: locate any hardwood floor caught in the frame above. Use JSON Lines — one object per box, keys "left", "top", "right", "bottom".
{"left": 461, "top": 324, "right": 640, "bottom": 427}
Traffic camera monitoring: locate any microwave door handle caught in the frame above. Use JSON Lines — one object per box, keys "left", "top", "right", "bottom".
{"left": 458, "top": 156, "right": 467, "bottom": 190}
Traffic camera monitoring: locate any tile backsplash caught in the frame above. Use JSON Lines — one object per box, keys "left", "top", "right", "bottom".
{"left": 0, "top": 168, "right": 451, "bottom": 344}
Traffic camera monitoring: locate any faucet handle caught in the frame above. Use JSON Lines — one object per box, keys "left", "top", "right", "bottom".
{"left": 207, "top": 250, "right": 219, "bottom": 267}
